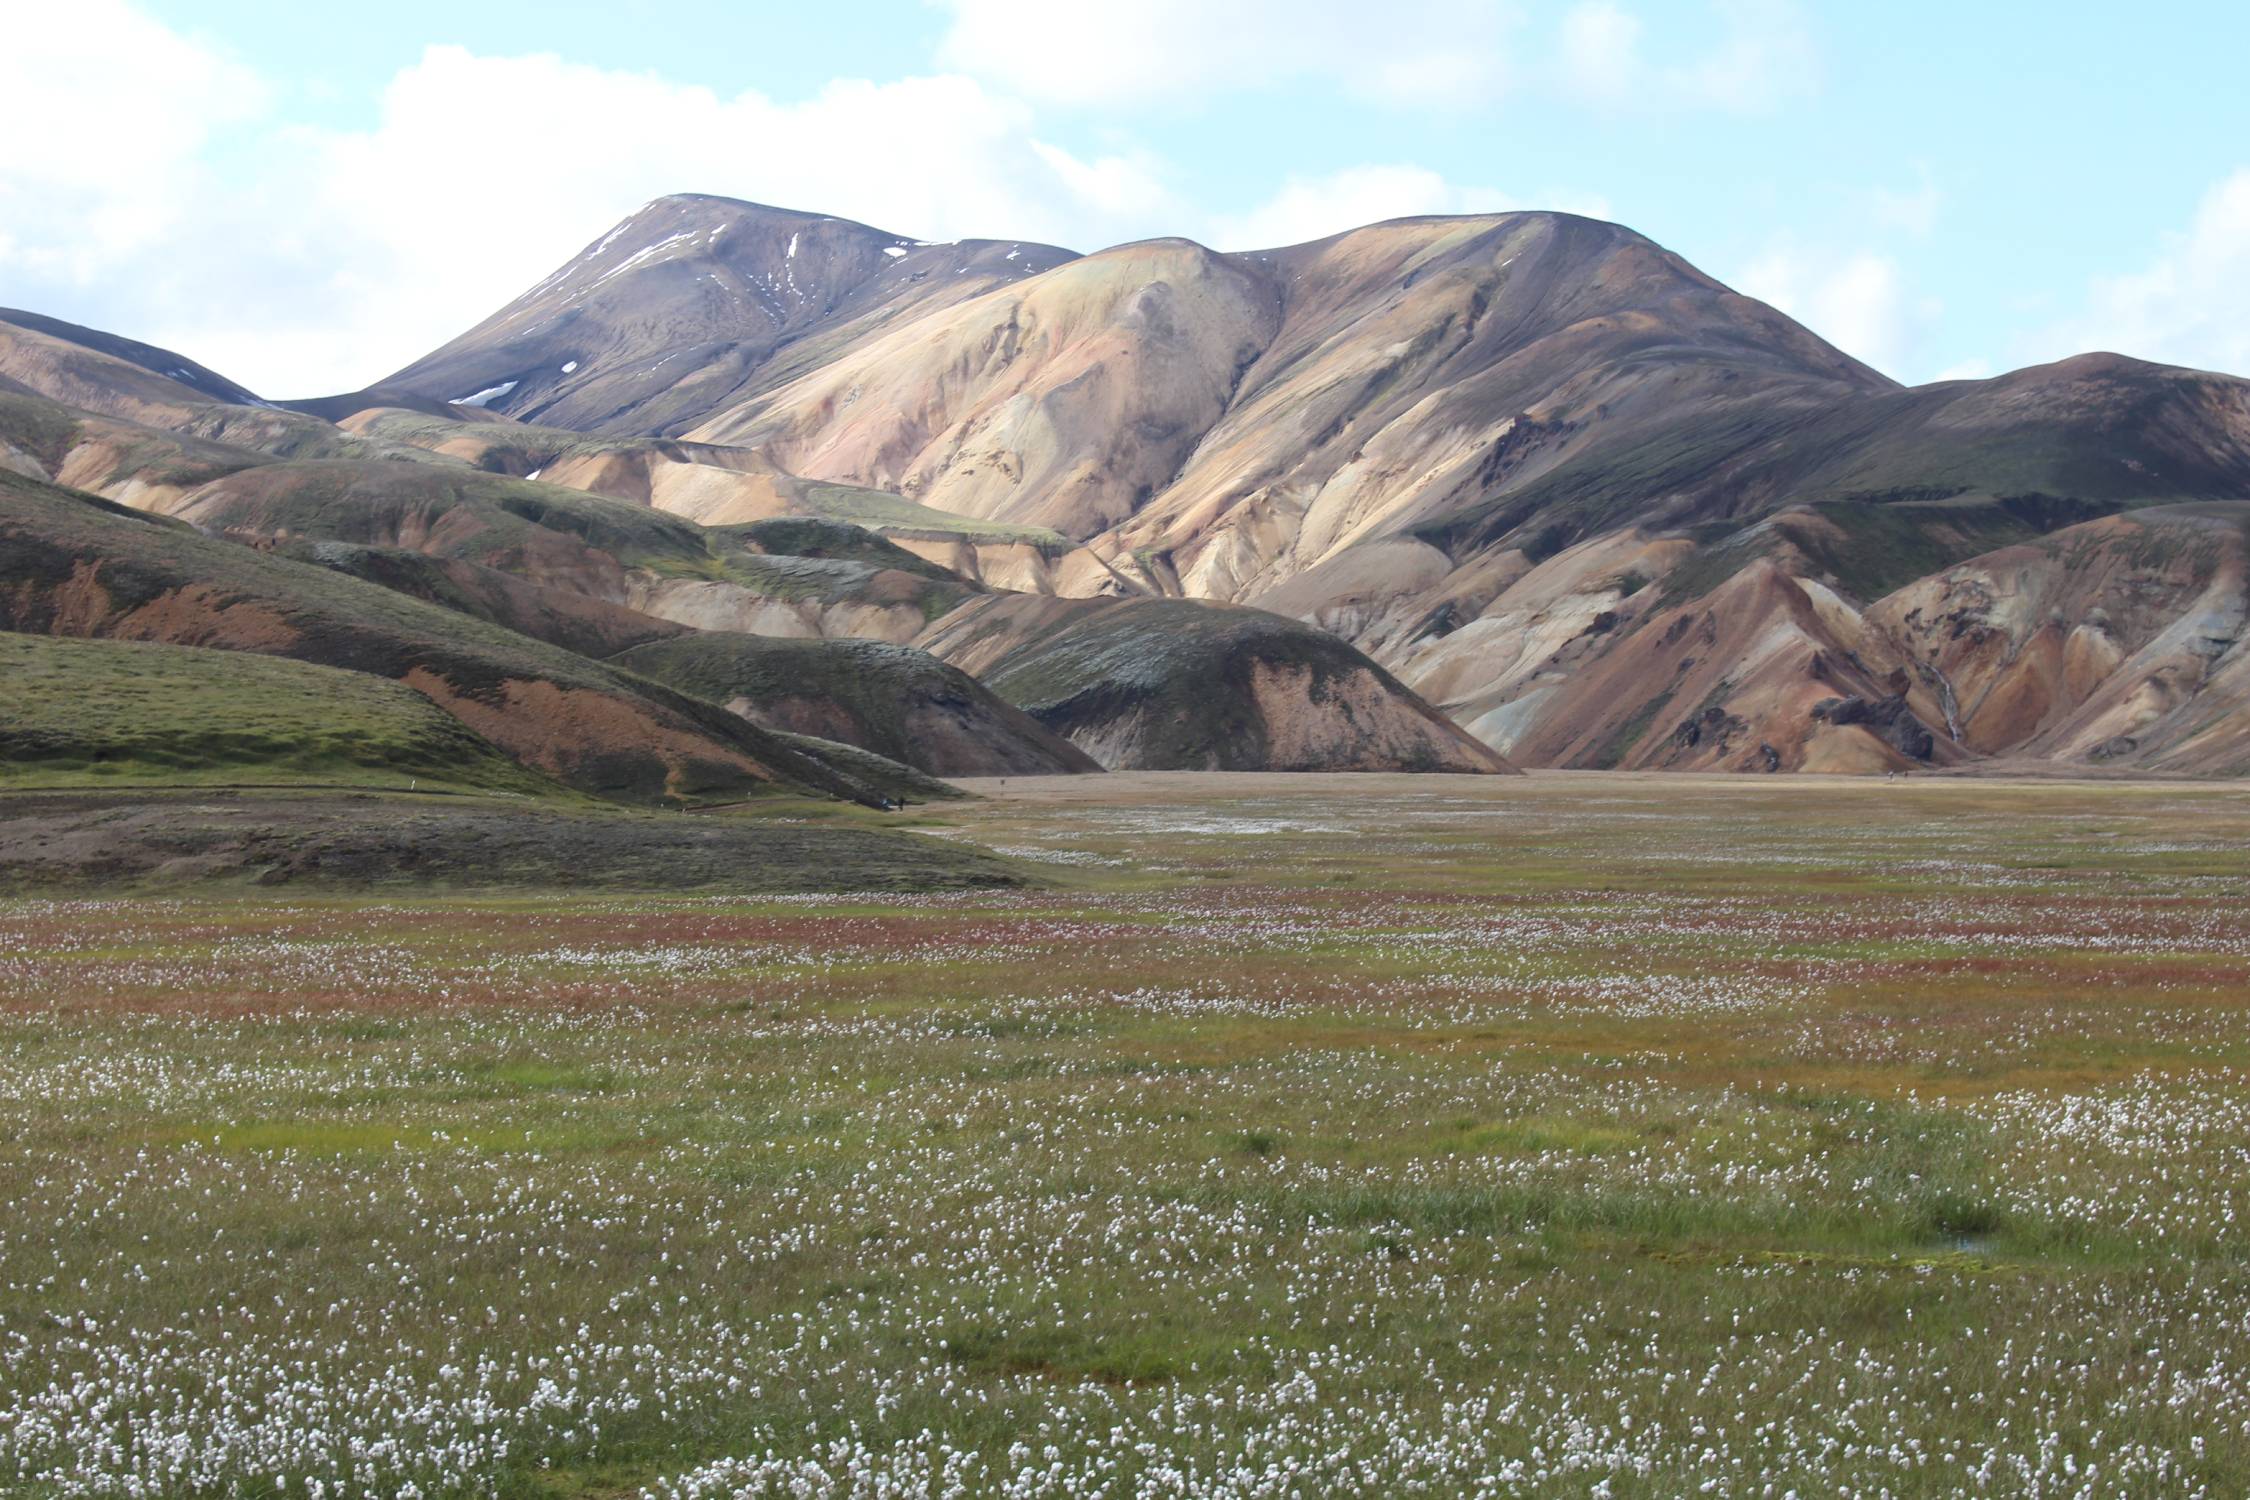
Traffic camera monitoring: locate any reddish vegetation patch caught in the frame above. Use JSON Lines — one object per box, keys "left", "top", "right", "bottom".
{"left": 400, "top": 669, "right": 773, "bottom": 798}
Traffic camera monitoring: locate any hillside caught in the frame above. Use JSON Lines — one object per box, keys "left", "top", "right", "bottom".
{"left": 1868, "top": 502, "right": 2250, "bottom": 773}
{"left": 0, "top": 307, "right": 265, "bottom": 416}
{"left": 614, "top": 632, "right": 1101, "bottom": 777}
{"left": 919, "top": 596, "right": 1515, "bottom": 773}
{"left": 0, "top": 312, "right": 435, "bottom": 466}
{"left": 0, "top": 632, "right": 555, "bottom": 795}
{"left": 0, "top": 471, "right": 935, "bottom": 805}
{"left": 161, "top": 460, "right": 981, "bottom": 643}
{"left": 328, "top": 405, "right": 1077, "bottom": 588}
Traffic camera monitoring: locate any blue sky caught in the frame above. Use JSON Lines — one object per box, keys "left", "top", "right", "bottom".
{"left": 4, "top": 0, "right": 2245, "bottom": 395}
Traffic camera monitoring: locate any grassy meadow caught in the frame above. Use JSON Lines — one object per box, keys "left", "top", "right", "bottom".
{"left": 1, "top": 771, "right": 2247, "bottom": 1495}
{"left": 0, "top": 634, "right": 556, "bottom": 797}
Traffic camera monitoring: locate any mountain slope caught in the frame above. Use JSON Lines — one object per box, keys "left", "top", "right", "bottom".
{"left": 0, "top": 313, "right": 442, "bottom": 467}
{"left": 0, "top": 307, "right": 266, "bottom": 413}
{"left": 0, "top": 471, "right": 928, "bottom": 804}
{"left": 282, "top": 541, "right": 695, "bottom": 661}
{"left": 0, "top": 632, "right": 557, "bottom": 796}
{"left": 1867, "top": 502, "right": 2250, "bottom": 772}
{"left": 330, "top": 404, "right": 1075, "bottom": 584}
{"left": 689, "top": 237, "right": 1283, "bottom": 539}
{"left": 159, "top": 460, "right": 981, "bottom": 643}
{"left": 381, "top": 195, "right": 1077, "bottom": 433}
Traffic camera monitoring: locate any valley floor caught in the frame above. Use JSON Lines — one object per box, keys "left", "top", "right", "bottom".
{"left": 3, "top": 773, "right": 2248, "bottom": 1495}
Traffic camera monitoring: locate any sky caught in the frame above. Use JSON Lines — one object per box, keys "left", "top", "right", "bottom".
{"left": 2, "top": 0, "right": 2245, "bottom": 396}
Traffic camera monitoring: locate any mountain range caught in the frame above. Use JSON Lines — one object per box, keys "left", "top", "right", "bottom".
{"left": 5, "top": 191, "right": 2248, "bottom": 800}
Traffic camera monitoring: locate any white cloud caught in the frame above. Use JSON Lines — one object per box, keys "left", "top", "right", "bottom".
{"left": 2045, "top": 167, "right": 2250, "bottom": 376}
{"left": 0, "top": 1, "right": 266, "bottom": 284}
{"left": 1680, "top": 0, "right": 1818, "bottom": 112}
{"left": 1212, "top": 165, "right": 1610, "bottom": 250}
{"left": 1739, "top": 244, "right": 1932, "bottom": 378}
{"left": 1214, "top": 167, "right": 1505, "bottom": 250}
{"left": 932, "top": 0, "right": 1516, "bottom": 109}
{"left": 2, "top": 24, "right": 1182, "bottom": 395}
{"left": 1554, "top": 0, "right": 1815, "bottom": 114}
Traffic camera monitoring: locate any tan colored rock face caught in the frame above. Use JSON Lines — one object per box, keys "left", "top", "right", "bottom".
{"left": 1867, "top": 505, "right": 2250, "bottom": 772}
{"left": 682, "top": 213, "right": 1884, "bottom": 575}
{"left": 689, "top": 240, "right": 1283, "bottom": 539}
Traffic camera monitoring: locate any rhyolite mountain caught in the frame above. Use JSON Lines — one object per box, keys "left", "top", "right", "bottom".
{"left": 9, "top": 190, "right": 2250, "bottom": 779}
{"left": 360, "top": 195, "right": 2250, "bottom": 775}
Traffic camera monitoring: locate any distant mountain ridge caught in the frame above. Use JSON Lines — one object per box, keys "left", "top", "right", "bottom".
{"left": 6, "top": 190, "right": 2249, "bottom": 779}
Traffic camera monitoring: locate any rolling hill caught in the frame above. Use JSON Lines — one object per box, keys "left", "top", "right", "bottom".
{"left": 0, "top": 470, "right": 934, "bottom": 804}
{"left": 0, "top": 631, "right": 555, "bottom": 795}
{"left": 613, "top": 632, "right": 1101, "bottom": 777}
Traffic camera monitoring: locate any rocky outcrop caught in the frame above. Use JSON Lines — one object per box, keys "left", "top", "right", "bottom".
{"left": 1867, "top": 504, "right": 2250, "bottom": 773}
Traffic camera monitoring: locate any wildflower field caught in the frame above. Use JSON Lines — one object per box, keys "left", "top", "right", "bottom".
{"left": 3, "top": 771, "right": 2248, "bottom": 1497}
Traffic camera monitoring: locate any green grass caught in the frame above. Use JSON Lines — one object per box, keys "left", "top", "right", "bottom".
{"left": 0, "top": 632, "right": 558, "bottom": 795}
{"left": 2, "top": 773, "right": 2248, "bottom": 1494}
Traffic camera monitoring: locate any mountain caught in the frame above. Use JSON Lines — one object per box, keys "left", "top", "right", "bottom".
{"left": 380, "top": 194, "right": 1077, "bottom": 433}
{"left": 691, "top": 214, "right": 1884, "bottom": 556}
{"left": 0, "top": 307, "right": 266, "bottom": 412}
{"left": 383, "top": 196, "right": 2250, "bottom": 774}
{"left": 14, "top": 190, "right": 2250, "bottom": 785}
{"left": 0, "top": 310, "right": 443, "bottom": 469}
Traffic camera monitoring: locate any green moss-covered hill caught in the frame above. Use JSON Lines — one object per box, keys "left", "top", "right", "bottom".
{"left": 0, "top": 633, "right": 558, "bottom": 796}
